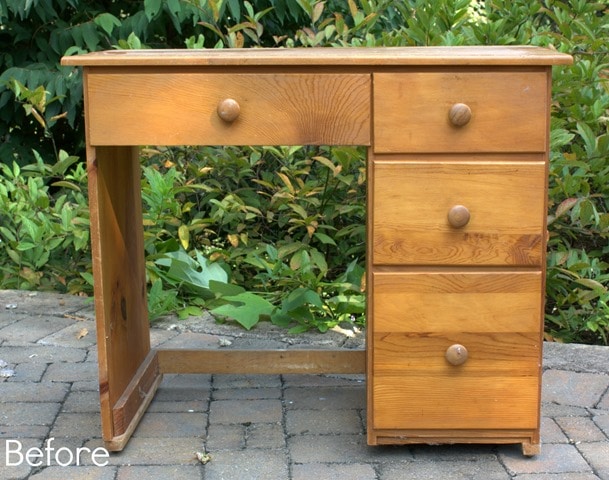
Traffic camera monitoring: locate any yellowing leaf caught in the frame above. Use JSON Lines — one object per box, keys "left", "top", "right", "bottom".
{"left": 232, "top": 30, "right": 245, "bottom": 48}
{"left": 277, "top": 172, "right": 295, "bottom": 193}
{"left": 227, "top": 233, "right": 239, "bottom": 247}
{"left": 312, "top": 1, "right": 325, "bottom": 23}
{"left": 556, "top": 198, "right": 578, "bottom": 217}
{"left": 348, "top": 0, "right": 358, "bottom": 18}
{"left": 178, "top": 225, "right": 190, "bottom": 250}
{"left": 313, "top": 156, "right": 339, "bottom": 175}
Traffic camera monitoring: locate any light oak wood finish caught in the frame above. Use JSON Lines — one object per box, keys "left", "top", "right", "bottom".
{"left": 86, "top": 145, "right": 151, "bottom": 441}
{"left": 156, "top": 349, "right": 366, "bottom": 374}
{"left": 61, "top": 46, "right": 572, "bottom": 454}
{"left": 372, "top": 160, "right": 547, "bottom": 266}
{"left": 85, "top": 72, "right": 370, "bottom": 146}
{"left": 61, "top": 46, "right": 572, "bottom": 67}
{"left": 371, "top": 271, "right": 543, "bottom": 333}
{"left": 373, "top": 71, "right": 548, "bottom": 153}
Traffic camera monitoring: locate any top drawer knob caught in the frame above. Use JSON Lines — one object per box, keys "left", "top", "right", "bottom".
{"left": 449, "top": 103, "right": 472, "bottom": 127}
{"left": 217, "top": 98, "right": 240, "bottom": 122}
{"left": 448, "top": 205, "right": 470, "bottom": 228}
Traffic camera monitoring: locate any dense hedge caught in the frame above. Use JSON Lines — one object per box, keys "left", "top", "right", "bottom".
{"left": 0, "top": 0, "right": 608, "bottom": 343}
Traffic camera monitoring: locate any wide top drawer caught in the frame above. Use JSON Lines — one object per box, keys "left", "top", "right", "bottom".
{"left": 85, "top": 72, "right": 370, "bottom": 146}
{"left": 373, "top": 70, "right": 548, "bottom": 153}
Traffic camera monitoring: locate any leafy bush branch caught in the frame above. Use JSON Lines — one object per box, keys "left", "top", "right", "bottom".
{"left": 0, "top": 0, "right": 608, "bottom": 343}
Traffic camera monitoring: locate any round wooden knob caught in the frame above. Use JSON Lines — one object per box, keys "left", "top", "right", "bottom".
{"left": 449, "top": 103, "right": 472, "bottom": 127}
{"left": 446, "top": 344, "right": 468, "bottom": 366}
{"left": 447, "top": 205, "right": 470, "bottom": 228}
{"left": 217, "top": 98, "right": 240, "bottom": 122}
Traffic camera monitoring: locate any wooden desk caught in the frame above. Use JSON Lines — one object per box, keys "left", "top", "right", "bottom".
{"left": 61, "top": 46, "right": 572, "bottom": 454}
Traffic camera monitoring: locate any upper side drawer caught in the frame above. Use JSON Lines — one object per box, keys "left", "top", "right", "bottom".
{"left": 85, "top": 72, "right": 370, "bottom": 146}
{"left": 373, "top": 71, "right": 548, "bottom": 153}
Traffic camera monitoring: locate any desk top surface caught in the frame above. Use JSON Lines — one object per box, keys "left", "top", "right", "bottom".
{"left": 61, "top": 46, "right": 572, "bottom": 67}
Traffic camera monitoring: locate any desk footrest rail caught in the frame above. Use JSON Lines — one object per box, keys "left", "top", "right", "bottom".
{"left": 157, "top": 348, "right": 366, "bottom": 375}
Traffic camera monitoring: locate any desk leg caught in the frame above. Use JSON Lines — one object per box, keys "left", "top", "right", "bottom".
{"left": 88, "top": 146, "right": 161, "bottom": 451}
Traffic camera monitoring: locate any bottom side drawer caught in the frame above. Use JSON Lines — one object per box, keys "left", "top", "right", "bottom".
{"left": 369, "top": 270, "right": 543, "bottom": 431}
{"left": 372, "top": 375, "right": 539, "bottom": 430}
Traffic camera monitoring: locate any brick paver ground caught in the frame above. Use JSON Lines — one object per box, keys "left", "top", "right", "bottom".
{"left": 1, "top": 290, "right": 608, "bottom": 479}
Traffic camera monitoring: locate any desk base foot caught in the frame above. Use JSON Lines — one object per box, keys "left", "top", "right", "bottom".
{"left": 105, "top": 351, "right": 162, "bottom": 452}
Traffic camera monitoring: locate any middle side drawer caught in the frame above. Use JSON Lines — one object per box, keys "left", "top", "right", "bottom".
{"left": 372, "top": 159, "right": 546, "bottom": 266}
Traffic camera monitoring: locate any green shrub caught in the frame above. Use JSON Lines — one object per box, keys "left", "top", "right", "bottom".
{"left": 142, "top": 145, "right": 366, "bottom": 331}
{"left": 0, "top": 150, "right": 91, "bottom": 293}
{"left": 0, "top": 0, "right": 608, "bottom": 342}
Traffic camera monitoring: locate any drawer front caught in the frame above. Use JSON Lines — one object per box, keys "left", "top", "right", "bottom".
{"left": 372, "top": 375, "right": 539, "bottom": 430}
{"left": 370, "top": 271, "right": 542, "bottom": 430}
{"left": 371, "top": 271, "right": 544, "bottom": 333}
{"left": 373, "top": 71, "right": 548, "bottom": 153}
{"left": 372, "top": 160, "right": 546, "bottom": 266}
{"left": 86, "top": 73, "right": 370, "bottom": 146}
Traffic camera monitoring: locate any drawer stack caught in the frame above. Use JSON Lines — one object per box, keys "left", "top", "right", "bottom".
{"left": 367, "top": 68, "right": 552, "bottom": 455}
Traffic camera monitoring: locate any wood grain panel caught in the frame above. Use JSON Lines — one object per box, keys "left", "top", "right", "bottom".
{"left": 372, "top": 375, "right": 539, "bottom": 430}
{"left": 373, "top": 71, "right": 548, "bottom": 153}
{"left": 372, "top": 161, "right": 546, "bottom": 266}
{"left": 87, "top": 146, "right": 151, "bottom": 440}
{"left": 373, "top": 331, "right": 540, "bottom": 375}
{"left": 86, "top": 72, "right": 370, "bottom": 146}
{"left": 157, "top": 349, "right": 365, "bottom": 374}
{"left": 62, "top": 46, "right": 573, "bottom": 67}
{"left": 371, "top": 271, "right": 543, "bottom": 332}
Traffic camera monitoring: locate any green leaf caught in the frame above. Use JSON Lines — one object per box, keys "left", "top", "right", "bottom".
{"left": 313, "top": 232, "right": 337, "bottom": 246}
{"left": 81, "top": 23, "right": 101, "bottom": 52}
{"left": 178, "top": 305, "right": 204, "bottom": 319}
{"left": 211, "top": 292, "right": 273, "bottom": 330}
{"left": 576, "top": 122, "right": 597, "bottom": 158}
{"left": 166, "top": 0, "right": 181, "bottom": 16}
{"left": 228, "top": 0, "right": 241, "bottom": 22}
{"left": 155, "top": 250, "right": 228, "bottom": 296}
{"left": 575, "top": 278, "right": 606, "bottom": 292}
{"left": 550, "top": 128, "right": 575, "bottom": 149}
{"left": 80, "top": 272, "right": 94, "bottom": 286}
{"left": 144, "top": 0, "right": 162, "bottom": 21}
{"left": 208, "top": 280, "right": 246, "bottom": 297}
{"left": 94, "top": 13, "right": 121, "bottom": 36}
{"left": 16, "top": 242, "right": 37, "bottom": 251}
{"left": 289, "top": 203, "right": 308, "bottom": 219}
{"left": 0, "top": 226, "right": 16, "bottom": 242}
{"left": 281, "top": 287, "right": 323, "bottom": 311}
{"left": 578, "top": 199, "right": 596, "bottom": 226}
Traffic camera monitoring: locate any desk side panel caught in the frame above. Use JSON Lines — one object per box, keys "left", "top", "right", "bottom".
{"left": 87, "top": 144, "right": 152, "bottom": 440}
